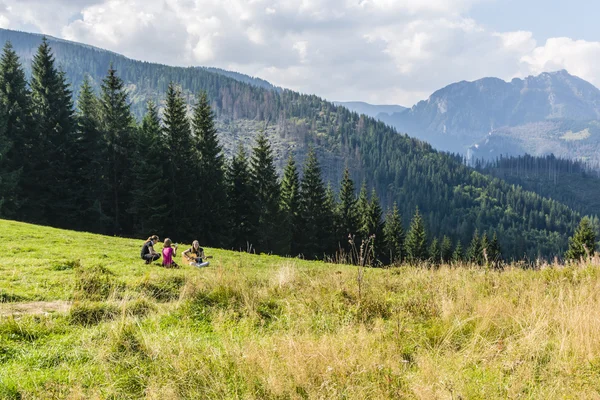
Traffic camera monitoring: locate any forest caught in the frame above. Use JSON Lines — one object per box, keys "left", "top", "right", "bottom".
{"left": 0, "top": 35, "right": 589, "bottom": 261}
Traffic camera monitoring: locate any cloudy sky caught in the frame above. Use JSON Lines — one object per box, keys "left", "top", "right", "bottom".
{"left": 0, "top": 0, "right": 598, "bottom": 106}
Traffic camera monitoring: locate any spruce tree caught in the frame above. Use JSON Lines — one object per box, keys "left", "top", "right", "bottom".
{"left": 279, "top": 153, "right": 301, "bottom": 255}
{"left": 250, "top": 132, "right": 281, "bottom": 254}
{"left": 429, "top": 238, "right": 441, "bottom": 266}
{"left": 565, "top": 217, "right": 597, "bottom": 261}
{"left": 227, "top": 144, "right": 258, "bottom": 251}
{"left": 366, "top": 189, "right": 384, "bottom": 262}
{"left": 383, "top": 203, "right": 405, "bottom": 265}
{"left": 298, "top": 148, "right": 331, "bottom": 259}
{"left": 74, "top": 78, "right": 110, "bottom": 232}
{"left": 356, "top": 181, "right": 370, "bottom": 241}
{"left": 128, "top": 101, "right": 168, "bottom": 236}
{"left": 488, "top": 232, "right": 502, "bottom": 267}
{"left": 0, "top": 41, "right": 28, "bottom": 216}
{"left": 441, "top": 235, "right": 453, "bottom": 263}
{"left": 405, "top": 207, "right": 428, "bottom": 263}
{"left": 452, "top": 242, "right": 464, "bottom": 263}
{"left": 192, "top": 91, "right": 227, "bottom": 247}
{"left": 100, "top": 65, "right": 135, "bottom": 234}
{"left": 337, "top": 167, "right": 359, "bottom": 249}
{"left": 28, "top": 38, "right": 76, "bottom": 227}
{"left": 162, "top": 83, "right": 197, "bottom": 240}
{"left": 481, "top": 231, "right": 489, "bottom": 264}
{"left": 323, "top": 182, "right": 338, "bottom": 256}
{"left": 467, "top": 229, "right": 483, "bottom": 265}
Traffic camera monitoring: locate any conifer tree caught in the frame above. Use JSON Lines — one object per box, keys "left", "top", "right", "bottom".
{"left": 74, "top": 78, "right": 110, "bottom": 232}
{"left": 227, "top": 144, "right": 258, "bottom": 251}
{"left": 565, "top": 217, "right": 597, "bottom": 261}
{"left": 337, "top": 167, "right": 359, "bottom": 249}
{"left": 488, "top": 232, "right": 502, "bottom": 267}
{"left": 128, "top": 101, "right": 168, "bottom": 236}
{"left": 452, "top": 242, "right": 464, "bottom": 263}
{"left": 280, "top": 153, "right": 301, "bottom": 255}
{"left": 250, "top": 132, "right": 281, "bottom": 253}
{"left": 192, "top": 91, "right": 227, "bottom": 246}
{"left": 405, "top": 207, "right": 428, "bottom": 263}
{"left": 441, "top": 235, "right": 453, "bottom": 263}
{"left": 162, "top": 83, "right": 197, "bottom": 239}
{"left": 383, "top": 203, "right": 405, "bottom": 265}
{"left": 298, "top": 148, "right": 331, "bottom": 259}
{"left": 0, "top": 41, "right": 28, "bottom": 216}
{"left": 100, "top": 65, "right": 136, "bottom": 233}
{"left": 481, "top": 231, "right": 489, "bottom": 264}
{"left": 323, "top": 182, "right": 338, "bottom": 256}
{"left": 366, "top": 189, "right": 384, "bottom": 261}
{"left": 429, "top": 238, "right": 441, "bottom": 266}
{"left": 356, "top": 181, "right": 370, "bottom": 241}
{"left": 467, "top": 229, "right": 483, "bottom": 265}
{"left": 28, "top": 38, "right": 76, "bottom": 226}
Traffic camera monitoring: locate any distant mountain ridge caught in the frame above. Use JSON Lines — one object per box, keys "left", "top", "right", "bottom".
{"left": 333, "top": 101, "right": 407, "bottom": 119}
{"left": 377, "top": 70, "right": 600, "bottom": 162}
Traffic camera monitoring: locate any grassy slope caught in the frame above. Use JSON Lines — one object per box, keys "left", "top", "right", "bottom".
{"left": 1, "top": 220, "right": 600, "bottom": 399}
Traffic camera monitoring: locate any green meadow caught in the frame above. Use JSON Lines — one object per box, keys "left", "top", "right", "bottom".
{"left": 1, "top": 219, "right": 600, "bottom": 399}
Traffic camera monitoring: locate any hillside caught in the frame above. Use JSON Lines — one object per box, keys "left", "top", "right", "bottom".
{"left": 476, "top": 154, "right": 600, "bottom": 218}
{"left": 0, "top": 28, "right": 587, "bottom": 259}
{"left": 2, "top": 220, "right": 600, "bottom": 399}
{"left": 379, "top": 71, "right": 600, "bottom": 161}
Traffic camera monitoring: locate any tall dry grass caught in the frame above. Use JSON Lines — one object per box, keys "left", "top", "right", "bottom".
{"left": 4, "top": 258, "right": 600, "bottom": 399}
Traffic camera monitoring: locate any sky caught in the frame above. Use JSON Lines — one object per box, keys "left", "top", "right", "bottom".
{"left": 0, "top": 0, "right": 598, "bottom": 106}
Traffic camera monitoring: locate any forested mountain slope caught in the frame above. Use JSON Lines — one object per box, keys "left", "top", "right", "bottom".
{"left": 0, "top": 28, "right": 586, "bottom": 259}
{"left": 476, "top": 154, "right": 600, "bottom": 218}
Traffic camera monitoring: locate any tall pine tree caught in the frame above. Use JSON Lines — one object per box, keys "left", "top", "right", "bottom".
{"left": 467, "top": 229, "right": 484, "bottom": 265}
{"left": 192, "top": 91, "right": 227, "bottom": 247}
{"left": 0, "top": 41, "right": 29, "bottom": 216}
{"left": 366, "top": 189, "right": 384, "bottom": 262}
{"left": 227, "top": 144, "right": 258, "bottom": 251}
{"left": 383, "top": 203, "right": 405, "bottom": 265}
{"left": 128, "top": 101, "right": 169, "bottom": 236}
{"left": 441, "top": 235, "right": 453, "bottom": 264}
{"left": 565, "top": 217, "right": 597, "bottom": 261}
{"left": 336, "top": 167, "right": 359, "bottom": 251}
{"left": 74, "top": 78, "right": 110, "bottom": 232}
{"left": 298, "top": 148, "right": 332, "bottom": 259}
{"left": 99, "top": 65, "right": 135, "bottom": 234}
{"left": 279, "top": 153, "right": 301, "bottom": 255}
{"left": 28, "top": 38, "right": 76, "bottom": 227}
{"left": 405, "top": 207, "right": 428, "bottom": 263}
{"left": 162, "top": 83, "right": 197, "bottom": 240}
{"left": 250, "top": 132, "right": 281, "bottom": 254}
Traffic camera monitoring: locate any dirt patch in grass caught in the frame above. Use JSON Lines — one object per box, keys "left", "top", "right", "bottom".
{"left": 0, "top": 301, "right": 71, "bottom": 316}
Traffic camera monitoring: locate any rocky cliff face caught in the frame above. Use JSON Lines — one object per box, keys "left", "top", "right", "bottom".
{"left": 379, "top": 70, "right": 600, "bottom": 158}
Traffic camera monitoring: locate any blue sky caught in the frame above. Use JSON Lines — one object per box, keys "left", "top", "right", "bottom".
{"left": 469, "top": 0, "right": 598, "bottom": 42}
{"left": 0, "top": 0, "right": 598, "bottom": 105}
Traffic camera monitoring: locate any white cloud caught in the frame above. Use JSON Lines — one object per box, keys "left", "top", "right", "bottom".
{"left": 520, "top": 38, "right": 600, "bottom": 87}
{"left": 0, "top": 0, "right": 599, "bottom": 105}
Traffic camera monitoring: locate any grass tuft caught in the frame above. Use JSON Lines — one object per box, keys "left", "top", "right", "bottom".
{"left": 69, "top": 301, "right": 119, "bottom": 326}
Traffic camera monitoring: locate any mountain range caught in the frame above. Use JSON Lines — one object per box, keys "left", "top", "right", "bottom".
{"left": 374, "top": 70, "right": 600, "bottom": 163}
{"left": 0, "top": 28, "right": 589, "bottom": 258}
{"left": 332, "top": 102, "right": 407, "bottom": 119}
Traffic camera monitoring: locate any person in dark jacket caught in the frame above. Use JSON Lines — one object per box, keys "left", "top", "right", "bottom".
{"left": 141, "top": 235, "right": 160, "bottom": 264}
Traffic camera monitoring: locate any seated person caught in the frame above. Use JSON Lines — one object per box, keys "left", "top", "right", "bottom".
{"left": 141, "top": 235, "right": 160, "bottom": 264}
{"left": 162, "top": 238, "right": 179, "bottom": 268}
{"left": 182, "top": 240, "right": 210, "bottom": 267}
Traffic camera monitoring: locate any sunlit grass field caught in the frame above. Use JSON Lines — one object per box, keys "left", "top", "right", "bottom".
{"left": 1, "top": 219, "right": 600, "bottom": 399}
